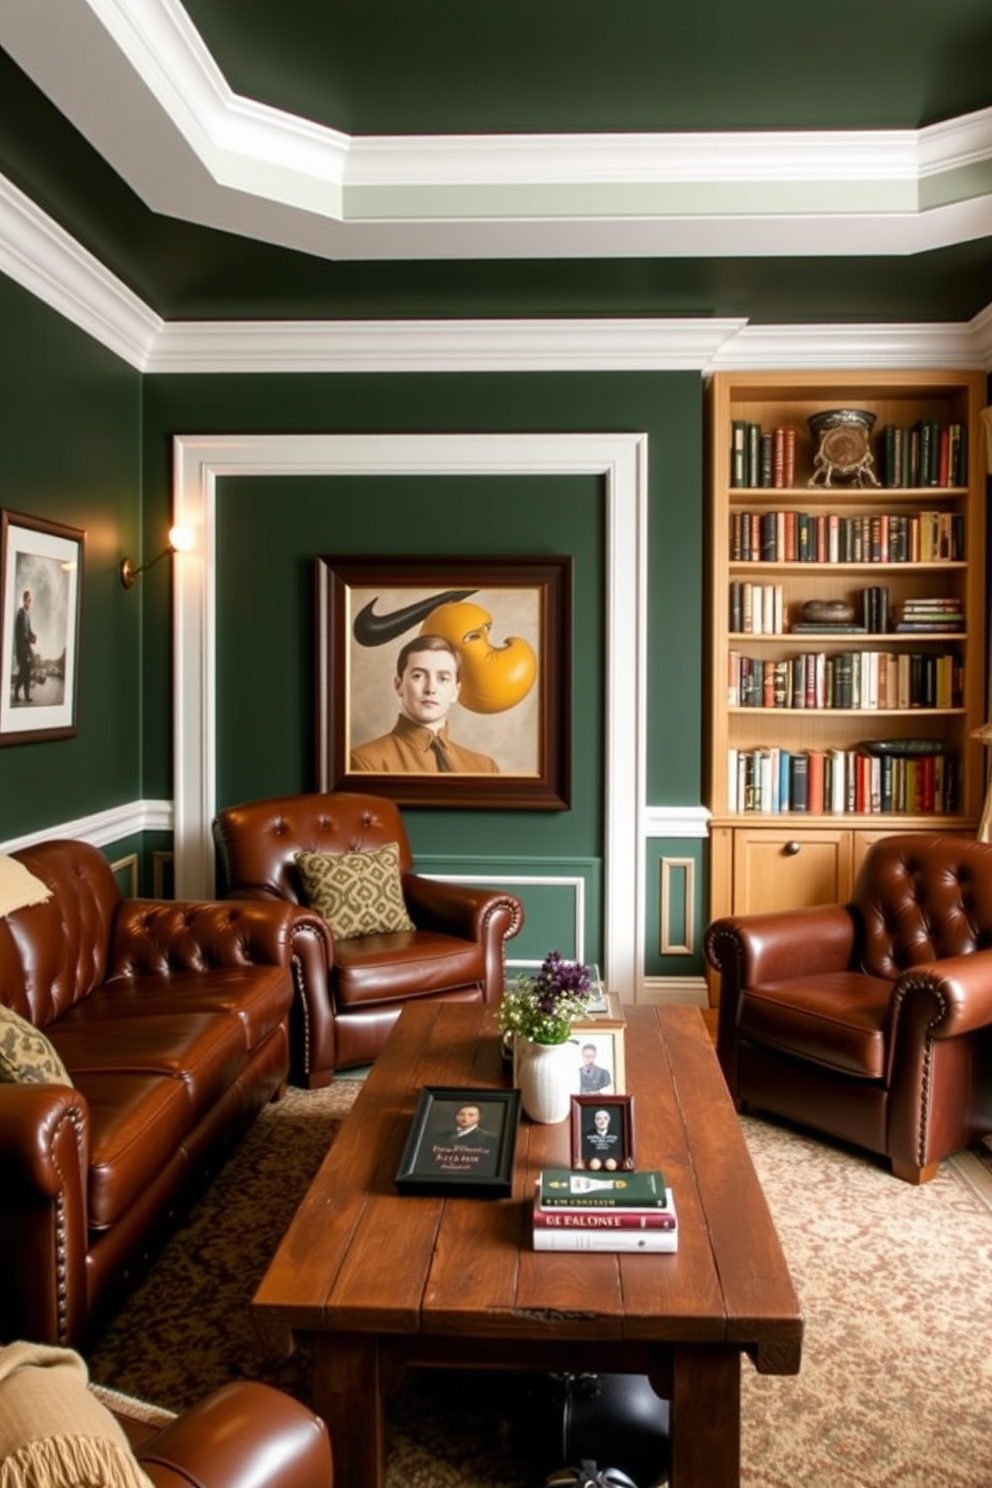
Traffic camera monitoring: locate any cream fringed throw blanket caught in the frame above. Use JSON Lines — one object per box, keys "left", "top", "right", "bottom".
{"left": 0, "top": 1343, "right": 154, "bottom": 1488}
{"left": 0, "top": 855, "right": 51, "bottom": 919}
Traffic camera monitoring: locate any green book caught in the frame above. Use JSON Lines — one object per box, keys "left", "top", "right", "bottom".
{"left": 539, "top": 1169, "right": 668, "bottom": 1209}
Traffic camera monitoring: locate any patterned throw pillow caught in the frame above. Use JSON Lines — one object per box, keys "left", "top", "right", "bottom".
{"left": 0, "top": 1004, "right": 73, "bottom": 1086}
{"left": 295, "top": 842, "right": 416, "bottom": 941}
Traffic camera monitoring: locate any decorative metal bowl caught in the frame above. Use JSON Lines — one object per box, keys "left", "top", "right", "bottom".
{"left": 807, "top": 408, "right": 876, "bottom": 439}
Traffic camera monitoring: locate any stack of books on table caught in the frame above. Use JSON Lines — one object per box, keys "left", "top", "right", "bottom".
{"left": 532, "top": 1169, "right": 678, "bottom": 1253}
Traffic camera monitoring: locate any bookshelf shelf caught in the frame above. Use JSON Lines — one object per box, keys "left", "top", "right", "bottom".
{"left": 705, "top": 368, "right": 987, "bottom": 935}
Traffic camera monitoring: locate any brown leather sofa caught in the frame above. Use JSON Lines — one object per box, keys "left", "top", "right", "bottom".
{"left": 116, "top": 1380, "right": 333, "bottom": 1488}
{"left": 0, "top": 838, "right": 331, "bottom": 1349}
{"left": 213, "top": 790, "right": 525, "bottom": 1085}
{"left": 705, "top": 833, "right": 992, "bottom": 1183}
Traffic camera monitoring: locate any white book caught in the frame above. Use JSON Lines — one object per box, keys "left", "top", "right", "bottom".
{"left": 533, "top": 1229, "right": 679, "bottom": 1254}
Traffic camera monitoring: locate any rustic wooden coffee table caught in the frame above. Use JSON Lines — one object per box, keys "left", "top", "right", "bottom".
{"left": 253, "top": 1002, "right": 802, "bottom": 1488}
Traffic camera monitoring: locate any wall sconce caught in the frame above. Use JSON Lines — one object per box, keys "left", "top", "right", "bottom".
{"left": 120, "top": 525, "right": 194, "bottom": 588}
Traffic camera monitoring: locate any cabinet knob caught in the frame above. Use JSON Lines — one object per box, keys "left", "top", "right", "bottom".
{"left": 783, "top": 840, "right": 801, "bottom": 857}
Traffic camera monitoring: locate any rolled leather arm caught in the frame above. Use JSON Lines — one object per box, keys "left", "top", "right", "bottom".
{"left": 0, "top": 1085, "right": 90, "bottom": 1346}
{"left": 402, "top": 874, "right": 523, "bottom": 944}
{"left": 402, "top": 875, "right": 524, "bottom": 1005}
{"left": 110, "top": 899, "right": 330, "bottom": 975}
{"left": 891, "top": 949, "right": 992, "bottom": 1040}
{"left": 135, "top": 1382, "right": 332, "bottom": 1488}
{"left": 705, "top": 904, "right": 857, "bottom": 987}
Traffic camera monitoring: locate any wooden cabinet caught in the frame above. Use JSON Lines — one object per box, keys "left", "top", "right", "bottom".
{"left": 705, "top": 370, "right": 987, "bottom": 933}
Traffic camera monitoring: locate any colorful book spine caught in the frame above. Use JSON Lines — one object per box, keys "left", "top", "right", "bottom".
{"left": 533, "top": 1208, "right": 676, "bottom": 1232}
{"left": 539, "top": 1169, "right": 668, "bottom": 1208}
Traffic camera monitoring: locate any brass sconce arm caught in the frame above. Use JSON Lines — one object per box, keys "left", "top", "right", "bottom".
{"left": 120, "top": 525, "right": 194, "bottom": 588}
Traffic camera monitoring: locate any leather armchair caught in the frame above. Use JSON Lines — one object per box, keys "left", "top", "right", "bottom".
{"left": 213, "top": 791, "right": 525, "bottom": 1085}
{"left": 121, "top": 1381, "right": 333, "bottom": 1488}
{"left": 704, "top": 833, "right": 992, "bottom": 1183}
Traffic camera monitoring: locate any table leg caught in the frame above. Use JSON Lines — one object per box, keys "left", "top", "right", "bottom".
{"left": 311, "top": 1333, "right": 386, "bottom": 1488}
{"left": 669, "top": 1344, "right": 741, "bottom": 1487}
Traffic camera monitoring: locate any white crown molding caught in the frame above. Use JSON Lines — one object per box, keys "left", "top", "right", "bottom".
{"left": 2, "top": 164, "right": 992, "bottom": 372}
{"left": 0, "top": 173, "right": 162, "bottom": 367}
{"left": 5, "top": 0, "right": 992, "bottom": 263}
{"left": 149, "top": 317, "right": 749, "bottom": 374}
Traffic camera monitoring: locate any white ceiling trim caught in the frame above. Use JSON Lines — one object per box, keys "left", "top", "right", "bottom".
{"left": 3, "top": 164, "right": 992, "bottom": 373}
{"left": 5, "top": 0, "right": 992, "bottom": 263}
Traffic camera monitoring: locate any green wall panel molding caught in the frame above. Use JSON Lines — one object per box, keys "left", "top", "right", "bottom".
{"left": 414, "top": 854, "right": 602, "bottom": 969}
{"left": 140, "top": 369, "right": 702, "bottom": 831}
{"left": 644, "top": 836, "right": 707, "bottom": 980}
{"left": 0, "top": 273, "right": 142, "bottom": 842}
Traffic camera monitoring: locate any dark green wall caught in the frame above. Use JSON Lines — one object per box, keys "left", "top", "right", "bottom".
{"left": 0, "top": 275, "right": 141, "bottom": 839}
{"left": 140, "top": 372, "right": 704, "bottom": 866}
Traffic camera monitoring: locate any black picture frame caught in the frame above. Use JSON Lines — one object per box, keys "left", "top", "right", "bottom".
{"left": 316, "top": 554, "right": 572, "bottom": 809}
{"left": 395, "top": 1086, "right": 521, "bottom": 1197}
{"left": 570, "top": 1094, "right": 636, "bottom": 1172}
{"left": 0, "top": 509, "right": 85, "bottom": 747}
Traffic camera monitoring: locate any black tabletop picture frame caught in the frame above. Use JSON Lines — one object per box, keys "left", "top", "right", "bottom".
{"left": 395, "top": 1086, "right": 521, "bottom": 1197}
{"left": 570, "top": 1094, "right": 636, "bottom": 1172}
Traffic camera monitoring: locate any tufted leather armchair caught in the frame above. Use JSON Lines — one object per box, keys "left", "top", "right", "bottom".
{"left": 704, "top": 833, "right": 992, "bottom": 1183}
{"left": 213, "top": 791, "right": 525, "bottom": 1086}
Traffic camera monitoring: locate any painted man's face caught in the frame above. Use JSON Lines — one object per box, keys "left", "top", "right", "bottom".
{"left": 395, "top": 648, "right": 460, "bottom": 729}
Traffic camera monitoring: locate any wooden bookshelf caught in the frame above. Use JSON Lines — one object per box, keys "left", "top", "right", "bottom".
{"left": 705, "top": 369, "right": 988, "bottom": 937}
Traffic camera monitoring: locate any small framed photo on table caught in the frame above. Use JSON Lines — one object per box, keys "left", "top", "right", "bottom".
{"left": 570, "top": 995, "right": 627, "bottom": 1095}
{"left": 570, "top": 1094, "right": 636, "bottom": 1172}
{"left": 395, "top": 1086, "right": 521, "bottom": 1198}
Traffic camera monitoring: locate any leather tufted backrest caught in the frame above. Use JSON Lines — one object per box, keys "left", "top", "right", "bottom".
{"left": 853, "top": 833, "right": 992, "bottom": 981}
{"left": 0, "top": 840, "right": 120, "bottom": 1029}
{"left": 213, "top": 791, "right": 414, "bottom": 905}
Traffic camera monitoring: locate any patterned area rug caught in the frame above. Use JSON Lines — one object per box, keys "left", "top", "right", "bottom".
{"left": 88, "top": 1086, "right": 992, "bottom": 1488}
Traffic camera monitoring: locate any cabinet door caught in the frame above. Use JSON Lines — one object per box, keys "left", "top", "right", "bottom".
{"left": 733, "top": 826, "right": 854, "bottom": 914}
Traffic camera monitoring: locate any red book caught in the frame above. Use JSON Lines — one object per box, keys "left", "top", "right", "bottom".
{"left": 533, "top": 1207, "right": 677, "bottom": 1232}
{"left": 807, "top": 751, "right": 825, "bottom": 814}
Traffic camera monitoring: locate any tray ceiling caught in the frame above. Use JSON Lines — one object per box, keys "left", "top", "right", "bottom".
{"left": 2, "top": 0, "right": 992, "bottom": 326}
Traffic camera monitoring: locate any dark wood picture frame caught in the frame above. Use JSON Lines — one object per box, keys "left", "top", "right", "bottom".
{"left": 316, "top": 554, "right": 572, "bottom": 809}
{"left": 570, "top": 1094, "right": 636, "bottom": 1172}
{"left": 0, "top": 508, "right": 84, "bottom": 747}
{"left": 395, "top": 1086, "right": 521, "bottom": 1197}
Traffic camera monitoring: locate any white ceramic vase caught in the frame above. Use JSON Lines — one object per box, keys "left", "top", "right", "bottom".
{"left": 515, "top": 1036, "right": 574, "bottom": 1123}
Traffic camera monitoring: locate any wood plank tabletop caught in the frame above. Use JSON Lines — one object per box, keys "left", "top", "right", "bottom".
{"left": 253, "top": 1001, "right": 802, "bottom": 1374}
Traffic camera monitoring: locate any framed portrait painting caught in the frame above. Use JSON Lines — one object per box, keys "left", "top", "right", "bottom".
{"left": 316, "top": 554, "right": 572, "bottom": 809}
{"left": 570, "top": 1094, "right": 636, "bottom": 1172}
{"left": 0, "top": 510, "right": 84, "bottom": 746}
{"left": 395, "top": 1086, "right": 521, "bottom": 1197}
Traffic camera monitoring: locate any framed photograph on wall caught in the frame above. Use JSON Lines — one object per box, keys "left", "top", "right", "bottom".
{"left": 316, "top": 554, "right": 572, "bottom": 809}
{"left": 570, "top": 1094, "right": 636, "bottom": 1171}
{"left": 0, "top": 509, "right": 84, "bottom": 746}
{"left": 395, "top": 1086, "right": 521, "bottom": 1197}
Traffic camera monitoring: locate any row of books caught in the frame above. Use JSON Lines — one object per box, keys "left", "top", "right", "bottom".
{"left": 533, "top": 1168, "right": 677, "bottom": 1254}
{"left": 728, "top": 650, "right": 963, "bottom": 711}
{"left": 730, "top": 510, "right": 965, "bottom": 565}
{"left": 729, "top": 584, "right": 963, "bottom": 637}
{"left": 730, "top": 423, "right": 797, "bottom": 489}
{"left": 878, "top": 421, "right": 968, "bottom": 489}
{"left": 728, "top": 419, "right": 968, "bottom": 491}
{"left": 727, "top": 746, "right": 958, "bottom": 816}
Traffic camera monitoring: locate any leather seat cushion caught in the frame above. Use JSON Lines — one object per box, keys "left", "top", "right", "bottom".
{"left": 96, "top": 967, "right": 293, "bottom": 1055}
{"left": 50, "top": 1005, "right": 247, "bottom": 1122}
{"left": 334, "top": 931, "right": 485, "bottom": 1008}
{"left": 73, "top": 1071, "right": 195, "bottom": 1230}
{"left": 739, "top": 972, "right": 892, "bottom": 1078}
